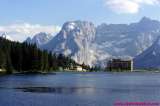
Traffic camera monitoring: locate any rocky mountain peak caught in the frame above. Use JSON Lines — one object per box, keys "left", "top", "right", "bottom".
{"left": 59, "top": 21, "right": 96, "bottom": 41}
{"left": 137, "top": 17, "right": 160, "bottom": 31}
{"left": 134, "top": 36, "right": 160, "bottom": 68}
{"left": 41, "top": 21, "right": 99, "bottom": 66}
{"left": 140, "top": 17, "right": 152, "bottom": 23}
{"left": 1, "top": 32, "right": 13, "bottom": 41}
{"left": 25, "top": 32, "right": 53, "bottom": 47}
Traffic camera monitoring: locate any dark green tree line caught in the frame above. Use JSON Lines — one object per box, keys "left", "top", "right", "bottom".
{"left": 0, "top": 37, "right": 77, "bottom": 73}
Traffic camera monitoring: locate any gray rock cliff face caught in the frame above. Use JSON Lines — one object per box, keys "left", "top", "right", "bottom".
{"left": 134, "top": 36, "right": 160, "bottom": 68}
{"left": 25, "top": 32, "right": 53, "bottom": 47}
{"left": 27, "top": 17, "right": 160, "bottom": 67}
{"left": 41, "top": 21, "right": 110, "bottom": 66}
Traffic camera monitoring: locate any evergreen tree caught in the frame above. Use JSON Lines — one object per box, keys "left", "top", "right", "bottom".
{"left": 42, "top": 51, "right": 49, "bottom": 71}
{"left": 30, "top": 45, "right": 39, "bottom": 71}
{"left": 0, "top": 49, "right": 6, "bottom": 69}
{"left": 5, "top": 53, "right": 13, "bottom": 74}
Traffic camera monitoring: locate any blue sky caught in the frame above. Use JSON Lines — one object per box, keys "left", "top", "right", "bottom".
{"left": 0, "top": 0, "right": 160, "bottom": 41}
{"left": 1, "top": 0, "right": 160, "bottom": 25}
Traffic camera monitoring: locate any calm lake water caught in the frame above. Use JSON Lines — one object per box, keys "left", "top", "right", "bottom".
{"left": 0, "top": 72, "right": 160, "bottom": 106}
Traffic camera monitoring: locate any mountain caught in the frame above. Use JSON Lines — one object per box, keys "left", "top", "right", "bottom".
{"left": 96, "top": 17, "right": 160, "bottom": 58}
{"left": 1, "top": 33, "right": 14, "bottom": 41}
{"left": 41, "top": 21, "right": 110, "bottom": 66}
{"left": 134, "top": 36, "right": 160, "bottom": 69}
{"left": 37, "top": 17, "right": 160, "bottom": 66}
{"left": 25, "top": 32, "right": 53, "bottom": 47}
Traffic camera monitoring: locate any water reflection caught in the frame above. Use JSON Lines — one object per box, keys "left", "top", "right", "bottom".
{"left": 1, "top": 72, "right": 160, "bottom": 106}
{"left": 16, "top": 86, "right": 97, "bottom": 94}
{"left": 14, "top": 84, "right": 160, "bottom": 95}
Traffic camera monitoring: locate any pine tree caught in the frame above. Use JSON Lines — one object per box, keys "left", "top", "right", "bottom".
{"left": 31, "top": 46, "right": 39, "bottom": 71}
{"left": 5, "top": 53, "right": 13, "bottom": 74}
{"left": 0, "top": 49, "right": 6, "bottom": 69}
{"left": 42, "top": 51, "right": 49, "bottom": 71}
{"left": 52, "top": 53, "right": 58, "bottom": 70}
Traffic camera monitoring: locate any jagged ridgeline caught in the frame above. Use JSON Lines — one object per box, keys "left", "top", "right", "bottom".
{"left": 0, "top": 37, "right": 78, "bottom": 73}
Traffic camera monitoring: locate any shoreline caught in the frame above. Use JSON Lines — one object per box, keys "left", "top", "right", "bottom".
{"left": 1, "top": 70, "right": 160, "bottom": 76}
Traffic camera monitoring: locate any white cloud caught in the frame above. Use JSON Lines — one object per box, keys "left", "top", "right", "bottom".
{"left": 134, "top": 0, "right": 159, "bottom": 5}
{"left": 0, "top": 23, "right": 61, "bottom": 42}
{"left": 105, "top": 0, "right": 160, "bottom": 14}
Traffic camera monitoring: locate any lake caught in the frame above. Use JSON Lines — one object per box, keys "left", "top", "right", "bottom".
{"left": 0, "top": 72, "right": 160, "bottom": 106}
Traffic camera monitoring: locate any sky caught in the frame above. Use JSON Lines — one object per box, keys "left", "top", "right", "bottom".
{"left": 0, "top": 0, "right": 160, "bottom": 41}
